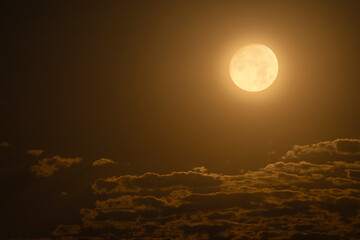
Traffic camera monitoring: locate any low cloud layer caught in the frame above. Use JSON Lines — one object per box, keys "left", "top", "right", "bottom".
{"left": 76, "top": 139, "right": 360, "bottom": 239}
{"left": 7, "top": 139, "right": 360, "bottom": 239}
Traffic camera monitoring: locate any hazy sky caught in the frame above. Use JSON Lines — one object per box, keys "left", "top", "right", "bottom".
{"left": 1, "top": 1, "right": 360, "bottom": 239}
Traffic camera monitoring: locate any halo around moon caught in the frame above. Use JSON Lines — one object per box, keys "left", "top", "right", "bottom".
{"left": 229, "top": 44, "right": 278, "bottom": 92}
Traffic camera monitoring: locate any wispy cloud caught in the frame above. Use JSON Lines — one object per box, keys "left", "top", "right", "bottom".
{"left": 92, "top": 158, "right": 114, "bottom": 167}
{"left": 27, "top": 149, "right": 44, "bottom": 156}
{"left": 30, "top": 155, "right": 82, "bottom": 177}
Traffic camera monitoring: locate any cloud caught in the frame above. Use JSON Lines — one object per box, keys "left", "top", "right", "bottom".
{"left": 0, "top": 141, "right": 10, "bottom": 147}
{"left": 52, "top": 224, "right": 81, "bottom": 236}
{"left": 72, "top": 139, "right": 360, "bottom": 239}
{"left": 193, "top": 166, "right": 207, "bottom": 173}
{"left": 27, "top": 149, "right": 44, "bottom": 156}
{"left": 347, "top": 169, "right": 360, "bottom": 179}
{"left": 30, "top": 155, "right": 82, "bottom": 177}
{"left": 12, "top": 139, "right": 360, "bottom": 239}
{"left": 92, "top": 158, "right": 114, "bottom": 166}
{"left": 282, "top": 139, "right": 360, "bottom": 163}
{"left": 92, "top": 170, "right": 224, "bottom": 194}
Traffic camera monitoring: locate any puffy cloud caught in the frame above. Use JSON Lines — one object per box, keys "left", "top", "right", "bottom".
{"left": 92, "top": 158, "right": 114, "bottom": 166}
{"left": 30, "top": 155, "right": 82, "bottom": 177}
{"left": 27, "top": 149, "right": 44, "bottom": 156}
{"left": 0, "top": 141, "right": 10, "bottom": 147}
{"left": 282, "top": 139, "right": 360, "bottom": 163}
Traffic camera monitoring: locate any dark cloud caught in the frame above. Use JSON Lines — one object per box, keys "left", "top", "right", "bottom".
{"left": 30, "top": 155, "right": 82, "bottom": 177}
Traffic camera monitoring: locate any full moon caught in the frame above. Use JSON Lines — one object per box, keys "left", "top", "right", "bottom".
{"left": 229, "top": 44, "right": 278, "bottom": 92}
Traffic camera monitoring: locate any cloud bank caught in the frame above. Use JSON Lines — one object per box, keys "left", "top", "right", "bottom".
{"left": 9, "top": 139, "right": 360, "bottom": 239}
{"left": 75, "top": 139, "right": 360, "bottom": 239}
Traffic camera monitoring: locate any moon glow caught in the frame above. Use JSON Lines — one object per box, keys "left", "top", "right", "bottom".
{"left": 229, "top": 44, "right": 278, "bottom": 92}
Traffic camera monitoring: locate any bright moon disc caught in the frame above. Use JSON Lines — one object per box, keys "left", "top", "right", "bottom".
{"left": 229, "top": 44, "right": 278, "bottom": 92}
